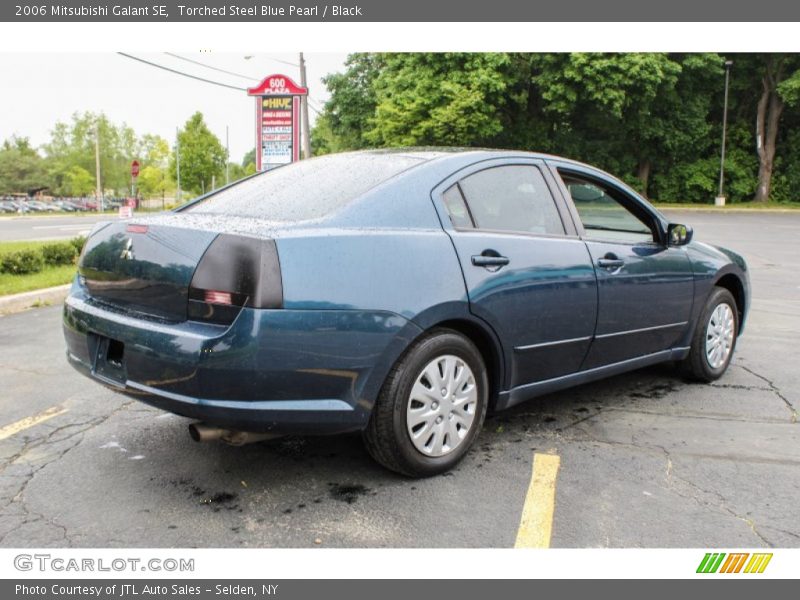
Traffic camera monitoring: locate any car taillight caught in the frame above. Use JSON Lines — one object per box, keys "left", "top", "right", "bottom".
{"left": 204, "top": 290, "right": 233, "bottom": 305}
{"left": 188, "top": 234, "right": 283, "bottom": 325}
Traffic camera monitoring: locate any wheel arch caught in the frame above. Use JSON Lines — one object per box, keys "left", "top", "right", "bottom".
{"left": 358, "top": 304, "right": 509, "bottom": 419}
{"left": 432, "top": 318, "right": 506, "bottom": 411}
{"left": 714, "top": 272, "right": 746, "bottom": 334}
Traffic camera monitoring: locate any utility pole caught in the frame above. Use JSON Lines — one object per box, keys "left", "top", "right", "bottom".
{"left": 716, "top": 60, "right": 733, "bottom": 206}
{"left": 225, "top": 125, "right": 230, "bottom": 185}
{"left": 299, "top": 52, "right": 312, "bottom": 159}
{"left": 175, "top": 126, "right": 182, "bottom": 204}
{"left": 94, "top": 123, "right": 103, "bottom": 212}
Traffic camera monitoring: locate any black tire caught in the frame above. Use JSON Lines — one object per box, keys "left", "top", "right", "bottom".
{"left": 363, "top": 328, "right": 489, "bottom": 477}
{"left": 680, "top": 287, "right": 739, "bottom": 382}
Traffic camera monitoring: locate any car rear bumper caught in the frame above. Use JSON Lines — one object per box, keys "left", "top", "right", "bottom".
{"left": 63, "top": 283, "right": 417, "bottom": 434}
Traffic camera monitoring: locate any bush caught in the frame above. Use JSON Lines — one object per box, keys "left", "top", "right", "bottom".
{"left": 70, "top": 236, "right": 87, "bottom": 256}
{"left": 42, "top": 242, "right": 78, "bottom": 266}
{"left": 0, "top": 249, "right": 44, "bottom": 275}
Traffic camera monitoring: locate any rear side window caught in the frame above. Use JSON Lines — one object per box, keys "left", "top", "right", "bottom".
{"left": 442, "top": 185, "right": 474, "bottom": 229}
{"left": 184, "top": 153, "right": 425, "bottom": 221}
{"left": 457, "top": 166, "right": 565, "bottom": 235}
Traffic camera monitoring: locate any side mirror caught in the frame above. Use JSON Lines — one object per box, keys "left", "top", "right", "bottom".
{"left": 667, "top": 223, "right": 693, "bottom": 246}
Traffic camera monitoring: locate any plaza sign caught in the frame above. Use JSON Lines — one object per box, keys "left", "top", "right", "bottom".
{"left": 247, "top": 74, "right": 308, "bottom": 172}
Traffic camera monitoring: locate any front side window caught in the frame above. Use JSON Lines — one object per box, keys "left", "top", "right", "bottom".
{"left": 561, "top": 174, "right": 654, "bottom": 243}
{"left": 456, "top": 165, "right": 565, "bottom": 236}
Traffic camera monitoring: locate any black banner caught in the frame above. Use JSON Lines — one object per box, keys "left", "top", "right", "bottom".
{"left": 3, "top": 0, "right": 800, "bottom": 22}
{"left": 2, "top": 580, "right": 795, "bottom": 600}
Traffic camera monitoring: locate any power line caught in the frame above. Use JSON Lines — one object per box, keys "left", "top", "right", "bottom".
{"left": 164, "top": 52, "right": 258, "bottom": 83}
{"left": 117, "top": 52, "right": 247, "bottom": 91}
{"left": 244, "top": 54, "right": 300, "bottom": 68}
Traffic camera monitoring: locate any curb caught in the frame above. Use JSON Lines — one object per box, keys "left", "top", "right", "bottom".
{"left": 0, "top": 284, "right": 70, "bottom": 316}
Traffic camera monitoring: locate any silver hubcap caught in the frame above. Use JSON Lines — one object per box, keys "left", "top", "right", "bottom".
{"left": 406, "top": 355, "right": 478, "bottom": 457}
{"left": 705, "top": 302, "right": 735, "bottom": 369}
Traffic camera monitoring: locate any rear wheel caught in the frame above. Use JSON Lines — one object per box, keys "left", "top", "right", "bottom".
{"left": 681, "top": 287, "right": 739, "bottom": 382}
{"left": 363, "top": 329, "right": 488, "bottom": 477}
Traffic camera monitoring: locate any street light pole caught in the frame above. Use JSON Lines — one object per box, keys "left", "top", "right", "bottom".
{"left": 94, "top": 123, "right": 103, "bottom": 212}
{"left": 176, "top": 126, "right": 182, "bottom": 204}
{"left": 299, "top": 52, "right": 312, "bottom": 159}
{"left": 717, "top": 60, "right": 733, "bottom": 206}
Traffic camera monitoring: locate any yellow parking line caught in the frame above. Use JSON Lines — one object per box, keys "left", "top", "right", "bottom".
{"left": 0, "top": 406, "right": 68, "bottom": 441}
{"left": 514, "top": 452, "right": 561, "bottom": 548}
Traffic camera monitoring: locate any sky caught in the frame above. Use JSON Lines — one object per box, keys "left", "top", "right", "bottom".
{"left": 0, "top": 52, "right": 348, "bottom": 163}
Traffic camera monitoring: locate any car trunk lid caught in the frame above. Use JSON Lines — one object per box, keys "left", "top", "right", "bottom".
{"left": 78, "top": 221, "right": 219, "bottom": 322}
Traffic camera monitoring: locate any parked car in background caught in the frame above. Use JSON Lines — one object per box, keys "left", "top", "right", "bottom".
{"left": 53, "top": 200, "right": 77, "bottom": 212}
{"left": 63, "top": 149, "right": 750, "bottom": 477}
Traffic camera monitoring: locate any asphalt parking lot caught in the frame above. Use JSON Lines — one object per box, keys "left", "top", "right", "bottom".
{"left": 0, "top": 210, "right": 797, "bottom": 548}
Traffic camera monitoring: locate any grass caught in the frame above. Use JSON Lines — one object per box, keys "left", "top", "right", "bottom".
{"left": 0, "top": 240, "right": 78, "bottom": 296}
{"left": 0, "top": 264, "right": 76, "bottom": 296}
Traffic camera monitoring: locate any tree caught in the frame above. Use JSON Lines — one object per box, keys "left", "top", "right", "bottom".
{"left": 529, "top": 53, "right": 722, "bottom": 196}
{"left": 314, "top": 53, "right": 384, "bottom": 152}
{"left": 44, "top": 112, "right": 139, "bottom": 196}
{"left": 366, "top": 53, "right": 522, "bottom": 147}
{"left": 0, "top": 136, "right": 49, "bottom": 194}
{"left": 310, "top": 52, "right": 800, "bottom": 203}
{"left": 241, "top": 148, "right": 256, "bottom": 168}
{"left": 137, "top": 165, "right": 173, "bottom": 198}
{"left": 135, "top": 134, "right": 173, "bottom": 198}
{"left": 747, "top": 54, "right": 800, "bottom": 201}
{"left": 64, "top": 165, "right": 95, "bottom": 197}
{"left": 170, "top": 112, "right": 226, "bottom": 195}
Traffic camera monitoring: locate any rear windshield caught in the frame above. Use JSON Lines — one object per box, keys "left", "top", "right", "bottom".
{"left": 183, "top": 153, "right": 425, "bottom": 221}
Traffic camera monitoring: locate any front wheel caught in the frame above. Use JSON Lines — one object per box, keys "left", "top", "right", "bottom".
{"left": 363, "top": 329, "right": 488, "bottom": 477}
{"left": 681, "top": 287, "right": 739, "bottom": 382}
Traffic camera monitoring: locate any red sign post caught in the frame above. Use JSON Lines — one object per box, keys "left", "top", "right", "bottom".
{"left": 130, "top": 160, "right": 140, "bottom": 178}
{"left": 247, "top": 74, "right": 308, "bottom": 172}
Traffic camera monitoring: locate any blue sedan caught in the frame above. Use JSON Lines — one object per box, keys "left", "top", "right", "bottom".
{"left": 63, "top": 150, "right": 749, "bottom": 476}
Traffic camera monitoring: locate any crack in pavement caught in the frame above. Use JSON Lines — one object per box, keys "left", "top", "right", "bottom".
{"left": 0, "top": 400, "right": 135, "bottom": 546}
{"left": 740, "top": 365, "right": 798, "bottom": 424}
{"left": 567, "top": 426, "right": 775, "bottom": 547}
{"left": 656, "top": 443, "right": 774, "bottom": 548}
{"left": 596, "top": 406, "right": 789, "bottom": 425}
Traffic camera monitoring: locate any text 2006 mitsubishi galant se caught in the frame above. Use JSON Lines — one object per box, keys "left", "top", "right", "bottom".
{"left": 64, "top": 149, "right": 750, "bottom": 477}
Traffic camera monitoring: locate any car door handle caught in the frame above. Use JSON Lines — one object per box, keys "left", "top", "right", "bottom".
{"left": 472, "top": 254, "right": 510, "bottom": 268}
{"left": 597, "top": 257, "right": 625, "bottom": 269}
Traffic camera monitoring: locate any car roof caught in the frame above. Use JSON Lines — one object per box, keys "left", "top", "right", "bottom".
{"left": 340, "top": 147, "right": 597, "bottom": 172}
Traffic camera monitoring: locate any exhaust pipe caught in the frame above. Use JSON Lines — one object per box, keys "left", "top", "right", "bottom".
{"left": 188, "top": 422, "right": 279, "bottom": 446}
{"left": 188, "top": 422, "right": 225, "bottom": 443}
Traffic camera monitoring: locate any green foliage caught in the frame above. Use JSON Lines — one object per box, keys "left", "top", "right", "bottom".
{"left": 317, "top": 52, "right": 800, "bottom": 203}
{"left": 313, "top": 53, "right": 383, "bottom": 152}
{"left": 241, "top": 148, "right": 256, "bottom": 167}
{"left": 38, "top": 112, "right": 175, "bottom": 198}
{"left": 41, "top": 242, "right": 79, "bottom": 266}
{"left": 64, "top": 165, "right": 95, "bottom": 197}
{"left": 1, "top": 249, "right": 44, "bottom": 275}
{"left": 70, "top": 236, "right": 87, "bottom": 256}
{"left": 0, "top": 136, "right": 49, "bottom": 194}
{"left": 170, "top": 112, "right": 227, "bottom": 195}
{"left": 365, "top": 53, "right": 521, "bottom": 147}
